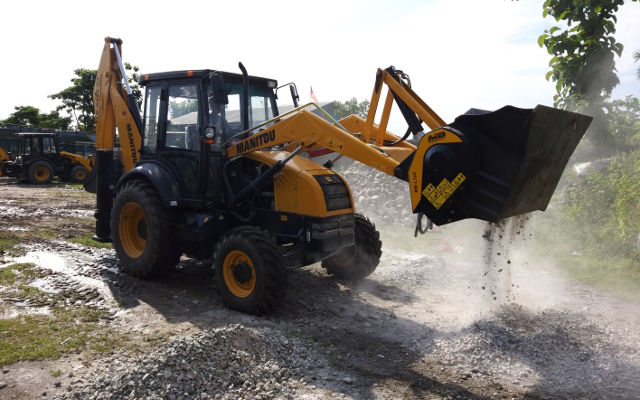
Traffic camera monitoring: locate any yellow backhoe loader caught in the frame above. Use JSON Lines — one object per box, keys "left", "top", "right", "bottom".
{"left": 89, "top": 37, "right": 591, "bottom": 314}
{"left": 1, "top": 132, "right": 93, "bottom": 184}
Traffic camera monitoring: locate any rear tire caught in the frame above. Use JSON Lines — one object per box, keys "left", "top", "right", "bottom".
{"left": 111, "top": 179, "right": 180, "bottom": 279}
{"left": 28, "top": 161, "right": 54, "bottom": 184}
{"left": 214, "top": 227, "right": 287, "bottom": 314}
{"left": 321, "top": 214, "right": 382, "bottom": 281}
{"left": 70, "top": 165, "right": 88, "bottom": 183}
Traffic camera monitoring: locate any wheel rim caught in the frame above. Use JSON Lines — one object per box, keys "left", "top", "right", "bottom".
{"left": 119, "top": 202, "right": 147, "bottom": 258}
{"left": 333, "top": 243, "right": 358, "bottom": 267}
{"left": 34, "top": 166, "right": 50, "bottom": 182}
{"left": 223, "top": 250, "right": 256, "bottom": 298}
{"left": 75, "top": 169, "right": 86, "bottom": 180}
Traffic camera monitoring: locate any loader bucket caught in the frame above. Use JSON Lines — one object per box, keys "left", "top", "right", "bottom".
{"left": 409, "top": 105, "right": 592, "bottom": 225}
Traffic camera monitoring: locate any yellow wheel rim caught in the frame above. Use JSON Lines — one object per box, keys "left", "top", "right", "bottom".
{"left": 34, "top": 166, "right": 50, "bottom": 182}
{"left": 119, "top": 202, "right": 146, "bottom": 258}
{"left": 223, "top": 250, "right": 256, "bottom": 298}
{"left": 75, "top": 169, "right": 86, "bottom": 180}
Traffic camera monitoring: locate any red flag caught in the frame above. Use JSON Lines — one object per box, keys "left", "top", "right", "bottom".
{"left": 310, "top": 86, "right": 318, "bottom": 103}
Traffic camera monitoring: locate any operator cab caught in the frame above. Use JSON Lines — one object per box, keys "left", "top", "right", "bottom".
{"left": 137, "top": 69, "right": 281, "bottom": 204}
{"left": 139, "top": 69, "right": 279, "bottom": 152}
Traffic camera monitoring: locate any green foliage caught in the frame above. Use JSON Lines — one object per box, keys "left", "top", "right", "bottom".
{"left": 538, "top": 0, "right": 636, "bottom": 107}
{"left": 49, "top": 68, "right": 97, "bottom": 131}
{"left": 1, "top": 105, "right": 71, "bottom": 130}
{"left": 539, "top": 0, "right": 638, "bottom": 152}
{"left": 331, "top": 97, "right": 370, "bottom": 119}
{"left": 602, "top": 95, "right": 640, "bottom": 148}
{"left": 49, "top": 64, "right": 142, "bottom": 131}
{"left": 560, "top": 150, "right": 640, "bottom": 260}
{"left": 634, "top": 49, "right": 640, "bottom": 79}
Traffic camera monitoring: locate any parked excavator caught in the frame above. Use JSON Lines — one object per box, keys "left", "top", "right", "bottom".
{"left": 1, "top": 132, "right": 93, "bottom": 184}
{"left": 89, "top": 37, "right": 591, "bottom": 314}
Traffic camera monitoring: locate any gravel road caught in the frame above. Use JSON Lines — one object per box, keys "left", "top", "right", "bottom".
{"left": 0, "top": 169, "right": 639, "bottom": 400}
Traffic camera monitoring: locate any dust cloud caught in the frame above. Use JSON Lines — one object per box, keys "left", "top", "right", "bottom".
{"left": 341, "top": 160, "right": 640, "bottom": 398}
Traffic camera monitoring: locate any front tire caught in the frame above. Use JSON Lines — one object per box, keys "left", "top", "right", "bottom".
{"left": 28, "top": 161, "right": 54, "bottom": 184}
{"left": 111, "top": 179, "right": 180, "bottom": 279}
{"left": 70, "top": 165, "right": 88, "bottom": 183}
{"left": 215, "top": 227, "right": 287, "bottom": 314}
{"left": 321, "top": 214, "right": 382, "bottom": 281}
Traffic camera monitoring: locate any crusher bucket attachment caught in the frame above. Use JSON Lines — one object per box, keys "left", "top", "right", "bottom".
{"left": 403, "top": 105, "right": 592, "bottom": 225}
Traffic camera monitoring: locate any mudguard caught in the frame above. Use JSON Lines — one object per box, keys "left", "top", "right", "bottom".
{"left": 117, "top": 162, "right": 181, "bottom": 206}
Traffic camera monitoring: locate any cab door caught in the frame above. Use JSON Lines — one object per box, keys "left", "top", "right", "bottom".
{"left": 146, "top": 81, "right": 204, "bottom": 199}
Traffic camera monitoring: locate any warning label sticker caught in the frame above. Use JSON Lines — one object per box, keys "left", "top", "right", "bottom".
{"left": 422, "top": 173, "right": 466, "bottom": 209}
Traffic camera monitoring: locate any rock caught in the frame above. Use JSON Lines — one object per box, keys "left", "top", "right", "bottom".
{"left": 343, "top": 377, "right": 354, "bottom": 384}
{"left": 0, "top": 382, "right": 7, "bottom": 389}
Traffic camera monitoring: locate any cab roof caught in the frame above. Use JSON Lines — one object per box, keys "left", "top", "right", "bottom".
{"left": 138, "top": 69, "right": 277, "bottom": 88}
{"left": 15, "top": 132, "right": 57, "bottom": 137}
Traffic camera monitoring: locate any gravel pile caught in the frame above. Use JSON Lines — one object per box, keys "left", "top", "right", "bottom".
{"left": 341, "top": 162, "right": 414, "bottom": 226}
{"left": 426, "top": 304, "right": 640, "bottom": 399}
{"left": 55, "top": 325, "right": 324, "bottom": 400}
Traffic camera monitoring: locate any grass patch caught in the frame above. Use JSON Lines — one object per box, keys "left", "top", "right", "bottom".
{"left": 37, "top": 228, "right": 57, "bottom": 240}
{"left": 67, "top": 234, "right": 112, "bottom": 249}
{"left": 0, "top": 263, "right": 132, "bottom": 365}
{"left": 51, "top": 369, "right": 62, "bottom": 378}
{"left": 0, "top": 237, "right": 21, "bottom": 257}
{"left": 0, "top": 306, "right": 129, "bottom": 365}
{"left": 0, "top": 263, "right": 43, "bottom": 286}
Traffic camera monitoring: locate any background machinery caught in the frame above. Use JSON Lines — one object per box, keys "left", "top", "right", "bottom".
{"left": 90, "top": 37, "right": 592, "bottom": 314}
{"left": 1, "top": 132, "right": 93, "bottom": 184}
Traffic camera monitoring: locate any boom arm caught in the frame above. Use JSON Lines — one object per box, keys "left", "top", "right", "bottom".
{"left": 94, "top": 37, "right": 142, "bottom": 172}
{"left": 226, "top": 67, "right": 592, "bottom": 226}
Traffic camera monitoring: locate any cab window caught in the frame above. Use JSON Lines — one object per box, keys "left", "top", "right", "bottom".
{"left": 42, "top": 137, "right": 56, "bottom": 154}
{"left": 167, "top": 84, "right": 200, "bottom": 152}
{"left": 143, "top": 86, "right": 162, "bottom": 154}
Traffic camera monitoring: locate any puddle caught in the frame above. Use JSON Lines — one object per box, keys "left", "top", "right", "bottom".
{"left": 6, "top": 226, "right": 30, "bottom": 231}
{"left": 0, "top": 305, "right": 52, "bottom": 318}
{"left": 15, "top": 251, "right": 74, "bottom": 274}
{"left": 0, "top": 204, "right": 93, "bottom": 218}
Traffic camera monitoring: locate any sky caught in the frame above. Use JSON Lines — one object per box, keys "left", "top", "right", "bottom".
{"left": 1, "top": 0, "right": 639, "bottom": 128}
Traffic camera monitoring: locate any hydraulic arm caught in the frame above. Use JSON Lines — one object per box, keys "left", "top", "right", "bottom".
{"left": 223, "top": 67, "right": 592, "bottom": 226}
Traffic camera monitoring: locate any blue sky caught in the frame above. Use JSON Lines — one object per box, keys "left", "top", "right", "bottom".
{"left": 0, "top": 0, "right": 638, "bottom": 128}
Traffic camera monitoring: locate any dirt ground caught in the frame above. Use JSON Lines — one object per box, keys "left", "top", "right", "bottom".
{"left": 1, "top": 177, "right": 639, "bottom": 399}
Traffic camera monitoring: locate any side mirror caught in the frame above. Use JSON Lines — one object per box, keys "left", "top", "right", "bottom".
{"left": 210, "top": 74, "right": 228, "bottom": 105}
{"left": 275, "top": 82, "right": 300, "bottom": 108}
{"left": 289, "top": 84, "right": 300, "bottom": 107}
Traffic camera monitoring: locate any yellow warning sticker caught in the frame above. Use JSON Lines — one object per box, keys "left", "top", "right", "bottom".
{"left": 422, "top": 173, "right": 466, "bottom": 209}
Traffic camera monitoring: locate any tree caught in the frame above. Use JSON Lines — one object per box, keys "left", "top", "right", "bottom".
{"left": 49, "top": 64, "right": 141, "bottom": 131}
{"left": 634, "top": 49, "right": 640, "bottom": 79}
{"left": 331, "top": 98, "right": 370, "bottom": 120}
{"left": 49, "top": 68, "right": 97, "bottom": 131}
{"left": 538, "top": 0, "right": 637, "bottom": 107}
{"left": 1, "top": 105, "right": 71, "bottom": 130}
{"left": 538, "top": 0, "right": 638, "bottom": 152}
{"left": 603, "top": 95, "right": 640, "bottom": 148}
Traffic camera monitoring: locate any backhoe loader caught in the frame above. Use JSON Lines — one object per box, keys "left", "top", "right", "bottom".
{"left": 90, "top": 37, "right": 592, "bottom": 314}
{"left": 1, "top": 132, "right": 93, "bottom": 184}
